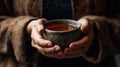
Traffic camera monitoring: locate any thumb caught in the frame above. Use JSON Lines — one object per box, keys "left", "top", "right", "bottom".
{"left": 77, "top": 19, "right": 90, "bottom": 33}
{"left": 36, "top": 19, "right": 47, "bottom": 34}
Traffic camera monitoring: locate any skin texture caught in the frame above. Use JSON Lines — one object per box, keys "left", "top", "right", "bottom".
{"left": 27, "top": 18, "right": 94, "bottom": 59}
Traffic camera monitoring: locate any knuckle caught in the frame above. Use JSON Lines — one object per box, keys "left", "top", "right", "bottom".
{"left": 38, "top": 19, "right": 46, "bottom": 24}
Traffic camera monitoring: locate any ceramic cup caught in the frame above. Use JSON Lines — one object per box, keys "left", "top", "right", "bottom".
{"left": 43, "top": 19, "right": 82, "bottom": 49}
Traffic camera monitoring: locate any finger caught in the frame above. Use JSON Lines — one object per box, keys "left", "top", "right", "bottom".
{"left": 31, "top": 40, "right": 44, "bottom": 54}
{"left": 43, "top": 45, "right": 61, "bottom": 54}
{"left": 31, "top": 26, "right": 40, "bottom": 43}
{"left": 38, "top": 18, "right": 47, "bottom": 24}
{"left": 69, "top": 23, "right": 94, "bottom": 48}
{"left": 32, "top": 40, "right": 62, "bottom": 58}
{"left": 33, "top": 19, "right": 53, "bottom": 47}
{"left": 35, "top": 44, "right": 64, "bottom": 59}
{"left": 31, "top": 26, "right": 52, "bottom": 47}
{"left": 32, "top": 40, "right": 60, "bottom": 56}
{"left": 69, "top": 35, "right": 91, "bottom": 49}
{"left": 38, "top": 38, "right": 53, "bottom": 47}
{"left": 78, "top": 19, "right": 89, "bottom": 33}
{"left": 38, "top": 19, "right": 46, "bottom": 34}
{"left": 42, "top": 45, "right": 64, "bottom": 59}
{"left": 34, "top": 19, "right": 46, "bottom": 38}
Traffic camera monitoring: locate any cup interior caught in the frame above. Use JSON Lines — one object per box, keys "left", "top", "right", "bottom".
{"left": 43, "top": 19, "right": 82, "bottom": 49}
{"left": 44, "top": 19, "right": 80, "bottom": 33}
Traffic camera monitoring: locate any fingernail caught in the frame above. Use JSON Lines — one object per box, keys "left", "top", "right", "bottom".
{"left": 80, "top": 25, "right": 83, "bottom": 31}
{"left": 47, "top": 41, "right": 52, "bottom": 47}
{"left": 69, "top": 43, "right": 74, "bottom": 47}
{"left": 54, "top": 46, "right": 60, "bottom": 51}
{"left": 47, "top": 43, "right": 51, "bottom": 46}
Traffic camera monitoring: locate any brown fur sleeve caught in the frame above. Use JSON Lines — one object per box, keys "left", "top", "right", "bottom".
{"left": 0, "top": 16, "right": 37, "bottom": 63}
{"left": 81, "top": 15, "right": 120, "bottom": 63}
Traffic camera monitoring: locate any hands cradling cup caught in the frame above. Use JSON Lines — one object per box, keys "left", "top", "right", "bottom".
{"left": 27, "top": 18, "right": 94, "bottom": 59}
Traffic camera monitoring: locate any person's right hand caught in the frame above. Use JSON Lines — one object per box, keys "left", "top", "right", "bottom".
{"left": 27, "top": 19, "right": 64, "bottom": 59}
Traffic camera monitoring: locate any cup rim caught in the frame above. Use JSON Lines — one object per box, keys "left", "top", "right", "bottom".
{"left": 44, "top": 19, "right": 81, "bottom": 33}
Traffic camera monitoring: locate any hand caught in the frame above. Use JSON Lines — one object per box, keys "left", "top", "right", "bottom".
{"left": 27, "top": 19, "right": 64, "bottom": 59}
{"left": 62, "top": 18, "right": 94, "bottom": 58}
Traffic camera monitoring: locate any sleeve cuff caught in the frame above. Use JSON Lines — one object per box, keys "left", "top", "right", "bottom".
{"left": 81, "top": 15, "right": 119, "bottom": 63}
{"left": 10, "top": 16, "right": 37, "bottom": 63}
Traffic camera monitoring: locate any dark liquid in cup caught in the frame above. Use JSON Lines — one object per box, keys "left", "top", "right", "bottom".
{"left": 46, "top": 23, "right": 77, "bottom": 31}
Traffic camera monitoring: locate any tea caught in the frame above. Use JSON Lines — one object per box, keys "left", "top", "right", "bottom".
{"left": 46, "top": 23, "right": 77, "bottom": 31}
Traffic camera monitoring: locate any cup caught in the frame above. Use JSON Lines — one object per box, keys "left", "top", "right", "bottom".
{"left": 43, "top": 19, "right": 82, "bottom": 49}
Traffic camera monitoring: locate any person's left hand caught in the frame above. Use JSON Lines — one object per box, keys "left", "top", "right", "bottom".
{"left": 61, "top": 18, "right": 94, "bottom": 58}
